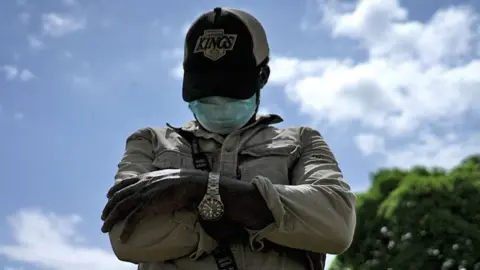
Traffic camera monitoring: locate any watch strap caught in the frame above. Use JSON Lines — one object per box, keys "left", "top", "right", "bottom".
{"left": 206, "top": 172, "right": 220, "bottom": 195}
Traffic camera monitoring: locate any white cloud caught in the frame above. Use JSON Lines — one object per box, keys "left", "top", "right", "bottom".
{"left": 270, "top": 53, "right": 480, "bottom": 136}
{"left": 19, "top": 69, "right": 34, "bottom": 81}
{"left": 269, "top": 56, "right": 343, "bottom": 85}
{"left": 42, "top": 13, "right": 85, "bottom": 37}
{"left": 2, "top": 66, "right": 19, "bottom": 80}
{"left": 258, "top": 104, "right": 284, "bottom": 116}
{"left": 257, "top": 107, "right": 272, "bottom": 115}
{"left": 355, "top": 131, "right": 480, "bottom": 169}
{"left": 0, "top": 209, "right": 135, "bottom": 270}
{"left": 354, "top": 133, "right": 385, "bottom": 156}
{"left": 0, "top": 209, "right": 347, "bottom": 270}
{"left": 268, "top": 0, "right": 480, "bottom": 168}
{"left": 1, "top": 65, "right": 34, "bottom": 82}
{"left": 170, "top": 63, "right": 183, "bottom": 79}
{"left": 327, "top": 0, "right": 477, "bottom": 64}
{"left": 27, "top": 35, "right": 45, "bottom": 49}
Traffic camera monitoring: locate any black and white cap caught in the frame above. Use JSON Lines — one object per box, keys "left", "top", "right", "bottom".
{"left": 182, "top": 7, "right": 270, "bottom": 102}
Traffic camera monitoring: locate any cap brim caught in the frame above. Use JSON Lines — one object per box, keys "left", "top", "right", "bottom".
{"left": 182, "top": 70, "right": 258, "bottom": 102}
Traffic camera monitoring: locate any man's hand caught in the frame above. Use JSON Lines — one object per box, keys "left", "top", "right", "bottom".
{"left": 101, "top": 169, "right": 208, "bottom": 243}
{"left": 218, "top": 177, "right": 275, "bottom": 231}
{"left": 199, "top": 176, "right": 275, "bottom": 241}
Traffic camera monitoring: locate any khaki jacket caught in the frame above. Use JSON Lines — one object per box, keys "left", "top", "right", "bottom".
{"left": 108, "top": 115, "right": 356, "bottom": 270}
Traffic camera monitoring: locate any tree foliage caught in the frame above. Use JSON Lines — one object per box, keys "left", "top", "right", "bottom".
{"left": 331, "top": 155, "right": 480, "bottom": 270}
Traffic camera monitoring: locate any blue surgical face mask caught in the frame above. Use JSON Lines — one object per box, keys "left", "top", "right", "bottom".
{"left": 188, "top": 94, "right": 257, "bottom": 134}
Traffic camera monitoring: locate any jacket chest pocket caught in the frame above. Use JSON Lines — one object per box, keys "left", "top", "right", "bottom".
{"left": 238, "top": 143, "right": 299, "bottom": 184}
{"left": 152, "top": 150, "right": 196, "bottom": 170}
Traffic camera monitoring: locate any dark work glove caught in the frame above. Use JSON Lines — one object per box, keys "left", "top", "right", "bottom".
{"left": 101, "top": 169, "right": 207, "bottom": 243}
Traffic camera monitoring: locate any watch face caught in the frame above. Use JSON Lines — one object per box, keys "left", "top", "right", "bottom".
{"left": 198, "top": 197, "right": 224, "bottom": 220}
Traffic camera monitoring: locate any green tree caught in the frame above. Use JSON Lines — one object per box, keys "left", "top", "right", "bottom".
{"left": 331, "top": 155, "right": 480, "bottom": 270}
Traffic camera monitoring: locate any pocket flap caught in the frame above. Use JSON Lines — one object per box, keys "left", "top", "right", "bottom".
{"left": 240, "top": 143, "right": 298, "bottom": 157}
{"left": 153, "top": 150, "right": 194, "bottom": 169}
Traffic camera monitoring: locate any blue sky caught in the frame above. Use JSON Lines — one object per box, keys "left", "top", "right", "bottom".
{"left": 1, "top": 0, "right": 479, "bottom": 269}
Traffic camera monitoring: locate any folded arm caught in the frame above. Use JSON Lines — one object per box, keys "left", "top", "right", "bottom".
{"left": 250, "top": 127, "right": 356, "bottom": 254}
{"left": 108, "top": 128, "right": 201, "bottom": 263}
{"left": 203, "top": 127, "right": 356, "bottom": 255}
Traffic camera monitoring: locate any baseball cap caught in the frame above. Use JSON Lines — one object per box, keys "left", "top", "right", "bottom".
{"left": 182, "top": 7, "right": 270, "bottom": 102}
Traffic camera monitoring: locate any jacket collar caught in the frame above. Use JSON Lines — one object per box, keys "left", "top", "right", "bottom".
{"left": 167, "top": 114, "right": 283, "bottom": 142}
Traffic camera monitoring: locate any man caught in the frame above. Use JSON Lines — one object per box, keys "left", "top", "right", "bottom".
{"left": 101, "top": 7, "right": 356, "bottom": 270}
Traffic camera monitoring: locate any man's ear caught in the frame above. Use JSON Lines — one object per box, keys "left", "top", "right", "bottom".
{"left": 258, "top": 65, "right": 270, "bottom": 89}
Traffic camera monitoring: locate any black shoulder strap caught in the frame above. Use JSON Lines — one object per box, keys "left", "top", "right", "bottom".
{"left": 175, "top": 129, "right": 239, "bottom": 270}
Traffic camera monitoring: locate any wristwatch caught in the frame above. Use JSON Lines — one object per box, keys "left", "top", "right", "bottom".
{"left": 197, "top": 172, "right": 224, "bottom": 221}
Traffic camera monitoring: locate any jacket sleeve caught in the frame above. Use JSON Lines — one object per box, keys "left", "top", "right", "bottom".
{"left": 108, "top": 128, "right": 211, "bottom": 263}
{"left": 248, "top": 127, "right": 357, "bottom": 255}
